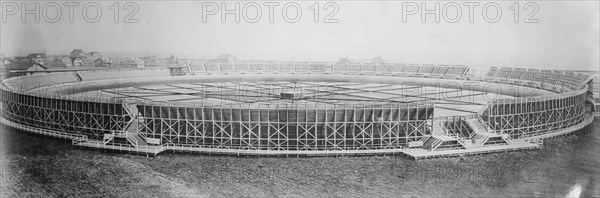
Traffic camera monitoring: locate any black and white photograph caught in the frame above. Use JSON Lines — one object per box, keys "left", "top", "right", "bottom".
{"left": 0, "top": 1, "right": 599, "bottom": 197}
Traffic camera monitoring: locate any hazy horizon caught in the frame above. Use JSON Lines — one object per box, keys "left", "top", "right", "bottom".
{"left": 1, "top": 1, "right": 599, "bottom": 71}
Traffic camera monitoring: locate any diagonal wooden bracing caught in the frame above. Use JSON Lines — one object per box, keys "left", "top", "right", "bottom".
{"left": 481, "top": 88, "right": 592, "bottom": 139}
{"left": 1, "top": 89, "right": 132, "bottom": 141}
{"left": 135, "top": 102, "right": 433, "bottom": 152}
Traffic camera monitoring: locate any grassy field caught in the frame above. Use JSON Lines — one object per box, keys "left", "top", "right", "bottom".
{"left": 1, "top": 119, "right": 599, "bottom": 197}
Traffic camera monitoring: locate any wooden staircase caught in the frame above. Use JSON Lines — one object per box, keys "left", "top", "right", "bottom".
{"left": 423, "top": 137, "right": 444, "bottom": 151}
{"left": 421, "top": 121, "right": 469, "bottom": 151}
{"left": 104, "top": 103, "right": 148, "bottom": 148}
{"left": 125, "top": 105, "right": 147, "bottom": 148}
{"left": 465, "top": 118, "right": 507, "bottom": 146}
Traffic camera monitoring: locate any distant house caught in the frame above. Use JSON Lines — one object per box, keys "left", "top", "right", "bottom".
{"left": 83, "top": 57, "right": 97, "bottom": 67}
{"left": 13, "top": 56, "right": 29, "bottom": 63}
{"left": 88, "top": 51, "right": 101, "bottom": 57}
{"left": 167, "top": 55, "right": 179, "bottom": 65}
{"left": 27, "top": 63, "right": 48, "bottom": 71}
{"left": 70, "top": 49, "right": 87, "bottom": 58}
{"left": 123, "top": 58, "right": 145, "bottom": 68}
{"left": 9, "top": 61, "right": 47, "bottom": 71}
{"left": 94, "top": 57, "right": 112, "bottom": 67}
{"left": 5, "top": 61, "right": 48, "bottom": 77}
{"left": 71, "top": 57, "right": 84, "bottom": 66}
{"left": 27, "top": 53, "right": 47, "bottom": 65}
{"left": 143, "top": 56, "right": 158, "bottom": 66}
{"left": 53, "top": 56, "right": 73, "bottom": 67}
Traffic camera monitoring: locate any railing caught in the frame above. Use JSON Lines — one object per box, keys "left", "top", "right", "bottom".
{"left": 477, "top": 116, "right": 492, "bottom": 132}
{"left": 480, "top": 136, "right": 490, "bottom": 145}
{"left": 122, "top": 103, "right": 137, "bottom": 131}
{"left": 464, "top": 118, "right": 490, "bottom": 135}
{"left": 498, "top": 130, "right": 512, "bottom": 141}
{"left": 524, "top": 139, "right": 544, "bottom": 146}
{"left": 125, "top": 131, "right": 139, "bottom": 148}
{"left": 103, "top": 132, "right": 115, "bottom": 145}
{"left": 72, "top": 134, "right": 88, "bottom": 144}
{"left": 439, "top": 122, "right": 450, "bottom": 135}
{"left": 448, "top": 133, "right": 465, "bottom": 144}
{"left": 431, "top": 139, "right": 443, "bottom": 151}
{"left": 1, "top": 116, "right": 89, "bottom": 143}
{"left": 468, "top": 128, "right": 477, "bottom": 139}
{"left": 447, "top": 133, "right": 468, "bottom": 148}
{"left": 421, "top": 135, "right": 432, "bottom": 144}
{"left": 142, "top": 145, "right": 167, "bottom": 154}
{"left": 477, "top": 103, "right": 490, "bottom": 116}
{"left": 463, "top": 114, "right": 477, "bottom": 120}
{"left": 534, "top": 139, "right": 544, "bottom": 146}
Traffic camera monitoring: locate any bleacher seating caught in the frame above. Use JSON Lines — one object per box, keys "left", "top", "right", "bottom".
{"left": 294, "top": 63, "right": 310, "bottom": 71}
{"left": 486, "top": 67, "right": 498, "bottom": 76}
{"left": 77, "top": 69, "right": 170, "bottom": 82}
{"left": 404, "top": 64, "right": 420, "bottom": 73}
{"left": 279, "top": 63, "right": 294, "bottom": 71}
{"left": 495, "top": 68, "right": 512, "bottom": 78}
{"left": 204, "top": 63, "right": 220, "bottom": 71}
{"left": 264, "top": 63, "right": 279, "bottom": 70}
{"left": 375, "top": 64, "right": 391, "bottom": 72}
{"left": 220, "top": 63, "right": 234, "bottom": 71}
{"left": 332, "top": 64, "right": 347, "bottom": 71}
{"left": 361, "top": 64, "right": 376, "bottom": 72}
{"left": 431, "top": 65, "right": 448, "bottom": 74}
{"left": 390, "top": 64, "right": 406, "bottom": 73}
{"left": 418, "top": 64, "right": 435, "bottom": 73}
{"left": 249, "top": 63, "right": 264, "bottom": 70}
{"left": 187, "top": 63, "right": 204, "bottom": 72}
{"left": 347, "top": 64, "right": 362, "bottom": 72}
{"left": 310, "top": 63, "right": 327, "bottom": 71}
{"left": 182, "top": 61, "right": 472, "bottom": 79}
{"left": 235, "top": 63, "right": 250, "bottom": 70}
{"left": 484, "top": 67, "right": 592, "bottom": 91}
{"left": 445, "top": 65, "right": 468, "bottom": 75}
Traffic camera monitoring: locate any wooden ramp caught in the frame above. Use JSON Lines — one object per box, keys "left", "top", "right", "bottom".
{"left": 75, "top": 140, "right": 167, "bottom": 156}
{"left": 402, "top": 140, "right": 541, "bottom": 159}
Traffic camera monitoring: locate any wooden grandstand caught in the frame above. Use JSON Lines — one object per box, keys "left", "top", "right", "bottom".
{"left": 0, "top": 62, "right": 595, "bottom": 158}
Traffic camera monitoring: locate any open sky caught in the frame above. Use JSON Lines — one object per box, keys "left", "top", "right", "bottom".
{"left": 1, "top": 1, "right": 598, "bottom": 71}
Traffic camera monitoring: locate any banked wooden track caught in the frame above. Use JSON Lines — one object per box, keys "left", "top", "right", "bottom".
{"left": 0, "top": 65, "right": 594, "bottom": 158}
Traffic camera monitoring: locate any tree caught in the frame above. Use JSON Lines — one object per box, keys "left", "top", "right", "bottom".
{"left": 372, "top": 56, "right": 385, "bottom": 64}
{"left": 338, "top": 57, "right": 352, "bottom": 64}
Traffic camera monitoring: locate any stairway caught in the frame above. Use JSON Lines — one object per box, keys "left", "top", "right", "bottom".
{"left": 465, "top": 118, "right": 507, "bottom": 146}
{"left": 103, "top": 132, "right": 115, "bottom": 145}
{"left": 465, "top": 118, "right": 489, "bottom": 134}
{"left": 123, "top": 103, "right": 139, "bottom": 129}
{"left": 466, "top": 118, "right": 490, "bottom": 145}
{"left": 431, "top": 121, "right": 447, "bottom": 136}
{"left": 471, "top": 133, "right": 490, "bottom": 145}
{"left": 423, "top": 137, "right": 443, "bottom": 151}
{"left": 127, "top": 133, "right": 148, "bottom": 147}
{"left": 123, "top": 103, "right": 147, "bottom": 147}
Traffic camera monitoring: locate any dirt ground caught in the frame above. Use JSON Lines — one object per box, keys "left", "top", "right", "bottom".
{"left": 1, "top": 120, "right": 599, "bottom": 197}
